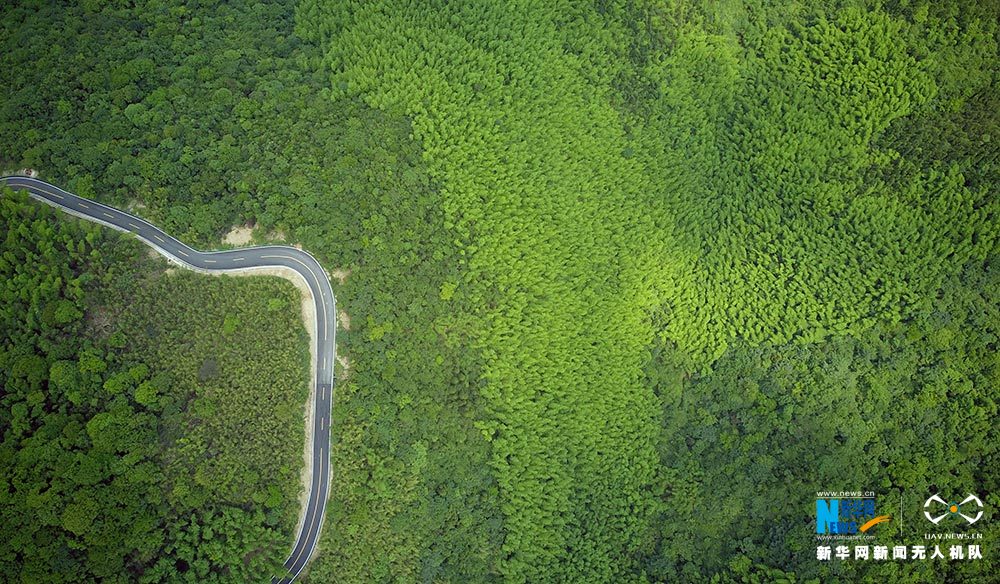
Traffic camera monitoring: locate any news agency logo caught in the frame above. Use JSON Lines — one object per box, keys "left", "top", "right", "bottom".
{"left": 816, "top": 493, "right": 890, "bottom": 535}
{"left": 924, "top": 494, "right": 984, "bottom": 525}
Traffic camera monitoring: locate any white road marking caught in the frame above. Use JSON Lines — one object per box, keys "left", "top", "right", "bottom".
{"left": 233, "top": 256, "right": 246, "bottom": 262}
{"left": 288, "top": 495, "right": 316, "bottom": 568}
{"left": 205, "top": 259, "right": 217, "bottom": 264}
{"left": 285, "top": 446, "right": 326, "bottom": 573}
{"left": 79, "top": 202, "right": 89, "bottom": 208}
{"left": 34, "top": 185, "right": 64, "bottom": 200}
{"left": 129, "top": 222, "right": 141, "bottom": 230}
{"left": 177, "top": 249, "right": 189, "bottom": 257}
{"left": 255, "top": 254, "right": 335, "bottom": 578}
{"left": 102, "top": 212, "right": 114, "bottom": 219}
{"left": 154, "top": 235, "right": 165, "bottom": 243}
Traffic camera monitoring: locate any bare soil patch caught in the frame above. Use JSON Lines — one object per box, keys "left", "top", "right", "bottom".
{"left": 223, "top": 225, "right": 254, "bottom": 246}
{"left": 336, "top": 354, "right": 352, "bottom": 381}
{"left": 330, "top": 268, "right": 351, "bottom": 285}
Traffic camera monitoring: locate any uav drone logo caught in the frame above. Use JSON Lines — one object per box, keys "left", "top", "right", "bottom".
{"left": 924, "top": 494, "right": 984, "bottom": 525}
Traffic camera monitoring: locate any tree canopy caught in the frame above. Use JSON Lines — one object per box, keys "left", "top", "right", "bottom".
{"left": 1, "top": 0, "right": 997, "bottom": 582}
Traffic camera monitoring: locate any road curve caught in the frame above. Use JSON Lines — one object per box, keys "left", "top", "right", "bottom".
{"left": 2, "top": 175, "right": 333, "bottom": 583}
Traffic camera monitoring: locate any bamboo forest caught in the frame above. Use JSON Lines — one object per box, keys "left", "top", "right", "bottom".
{"left": 0, "top": 1, "right": 997, "bottom": 583}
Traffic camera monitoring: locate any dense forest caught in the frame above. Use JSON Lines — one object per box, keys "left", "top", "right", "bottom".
{"left": 1, "top": 0, "right": 998, "bottom": 583}
{"left": 0, "top": 191, "right": 310, "bottom": 581}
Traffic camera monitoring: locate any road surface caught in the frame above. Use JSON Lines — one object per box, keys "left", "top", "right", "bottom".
{"left": 2, "top": 175, "right": 334, "bottom": 583}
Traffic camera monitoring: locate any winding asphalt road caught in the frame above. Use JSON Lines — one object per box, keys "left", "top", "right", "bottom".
{"left": 2, "top": 175, "right": 334, "bottom": 583}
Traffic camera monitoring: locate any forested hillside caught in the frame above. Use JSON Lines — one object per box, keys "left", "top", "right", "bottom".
{"left": 645, "top": 259, "right": 1000, "bottom": 582}
{"left": 2, "top": 0, "right": 998, "bottom": 583}
{"left": 296, "top": 0, "right": 998, "bottom": 581}
{"left": 0, "top": 0, "right": 341, "bottom": 245}
{"left": 0, "top": 191, "right": 310, "bottom": 582}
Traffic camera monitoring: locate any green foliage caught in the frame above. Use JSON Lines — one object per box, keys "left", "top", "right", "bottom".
{"left": 299, "top": 98, "right": 502, "bottom": 584}
{"left": 644, "top": 258, "right": 1000, "bottom": 582}
{"left": 0, "top": 0, "right": 341, "bottom": 245}
{"left": 298, "top": 3, "right": 679, "bottom": 581}
{"left": 297, "top": 0, "right": 998, "bottom": 581}
{"left": 2, "top": 0, "right": 998, "bottom": 582}
{"left": 4, "top": 0, "right": 507, "bottom": 581}
{"left": 115, "top": 271, "right": 310, "bottom": 522}
{"left": 631, "top": 1, "right": 997, "bottom": 362}
{"left": 0, "top": 192, "right": 308, "bottom": 582}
